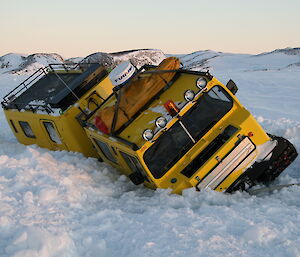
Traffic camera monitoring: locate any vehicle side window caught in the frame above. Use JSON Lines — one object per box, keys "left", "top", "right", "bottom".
{"left": 10, "top": 120, "right": 18, "bottom": 133}
{"left": 19, "top": 121, "right": 35, "bottom": 138}
{"left": 43, "top": 122, "right": 62, "bottom": 144}
{"left": 94, "top": 139, "right": 117, "bottom": 163}
{"left": 208, "top": 86, "right": 231, "bottom": 102}
{"left": 120, "top": 151, "right": 147, "bottom": 178}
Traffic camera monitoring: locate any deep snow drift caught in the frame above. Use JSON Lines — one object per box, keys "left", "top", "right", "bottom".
{"left": 0, "top": 48, "right": 300, "bottom": 257}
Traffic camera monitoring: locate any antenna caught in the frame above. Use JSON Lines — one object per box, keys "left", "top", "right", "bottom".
{"left": 53, "top": 72, "right": 80, "bottom": 101}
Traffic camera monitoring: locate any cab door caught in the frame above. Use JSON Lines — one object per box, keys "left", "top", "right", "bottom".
{"left": 39, "top": 119, "right": 68, "bottom": 151}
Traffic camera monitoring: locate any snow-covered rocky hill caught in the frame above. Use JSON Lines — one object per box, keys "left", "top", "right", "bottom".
{"left": 0, "top": 53, "right": 64, "bottom": 75}
{"left": 78, "top": 49, "right": 166, "bottom": 68}
{"left": 0, "top": 49, "right": 166, "bottom": 76}
{"left": 0, "top": 48, "right": 300, "bottom": 257}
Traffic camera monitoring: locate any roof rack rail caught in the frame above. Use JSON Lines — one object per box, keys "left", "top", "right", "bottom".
{"left": 1, "top": 66, "right": 49, "bottom": 109}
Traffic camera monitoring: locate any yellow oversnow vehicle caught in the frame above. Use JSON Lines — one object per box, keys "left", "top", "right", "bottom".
{"left": 1, "top": 63, "right": 113, "bottom": 158}
{"left": 84, "top": 57, "right": 298, "bottom": 193}
{"left": 1, "top": 57, "right": 298, "bottom": 194}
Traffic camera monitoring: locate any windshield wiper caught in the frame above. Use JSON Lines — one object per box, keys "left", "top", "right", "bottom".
{"left": 178, "top": 120, "right": 196, "bottom": 143}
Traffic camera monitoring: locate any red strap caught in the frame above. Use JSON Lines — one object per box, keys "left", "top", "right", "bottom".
{"left": 95, "top": 116, "right": 109, "bottom": 134}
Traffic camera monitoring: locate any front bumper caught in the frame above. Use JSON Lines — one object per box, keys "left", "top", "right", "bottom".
{"left": 195, "top": 136, "right": 256, "bottom": 191}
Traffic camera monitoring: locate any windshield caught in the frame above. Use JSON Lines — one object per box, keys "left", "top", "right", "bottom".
{"left": 144, "top": 86, "right": 233, "bottom": 179}
{"left": 181, "top": 86, "right": 233, "bottom": 140}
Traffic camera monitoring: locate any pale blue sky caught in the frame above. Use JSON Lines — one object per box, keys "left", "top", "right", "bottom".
{"left": 1, "top": 0, "right": 299, "bottom": 58}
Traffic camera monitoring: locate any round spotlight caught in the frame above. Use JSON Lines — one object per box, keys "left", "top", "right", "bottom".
{"left": 196, "top": 77, "right": 207, "bottom": 89}
{"left": 142, "top": 129, "right": 154, "bottom": 141}
{"left": 184, "top": 89, "right": 195, "bottom": 102}
{"left": 155, "top": 116, "right": 167, "bottom": 129}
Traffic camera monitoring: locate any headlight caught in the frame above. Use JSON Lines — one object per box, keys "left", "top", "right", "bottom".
{"left": 155, "top": 116, "right": 167, "bottom": 129}
{"left": 142, "top": 129, "right": 154, "bottom": 141}
{"left": 196, "top": 77, "right": 207, "bottom": 89}
{"left": 184, "top": 89, "right": 195, "bottom": 102}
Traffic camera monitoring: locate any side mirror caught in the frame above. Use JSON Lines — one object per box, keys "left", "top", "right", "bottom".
{"left": 226, "top": 79, "right": 238, "bottom": 95}
{"left": 128, "top": 172, "right": 145, "bottom": 185}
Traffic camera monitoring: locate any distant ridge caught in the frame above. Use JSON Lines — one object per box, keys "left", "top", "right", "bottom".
{"left": 255, "top": 47, "right": 300, "bottom": 57}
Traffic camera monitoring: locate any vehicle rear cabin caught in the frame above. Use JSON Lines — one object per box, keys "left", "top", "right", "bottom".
{"left": 1, "top": 63, "right": 113, "bottom": 157}
{"left": 84, "top": 57, "right": 297, "bottom": 194}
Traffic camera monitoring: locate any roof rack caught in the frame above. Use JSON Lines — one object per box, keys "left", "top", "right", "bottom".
{"left": 1, "top": 63, "right": 107, "bottom": 113}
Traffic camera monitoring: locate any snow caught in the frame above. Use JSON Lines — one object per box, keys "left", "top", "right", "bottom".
{"left": 0, "top": 49, "right": 300, "bottom": 257}
{"left": 25, "top": 100, "right": 61, "bottom": 116}
{"left": 149, "top": 104, "right": 169, "bottom": 117}
{"left": 255, "top": 139, "right": 277, "bottom": 162}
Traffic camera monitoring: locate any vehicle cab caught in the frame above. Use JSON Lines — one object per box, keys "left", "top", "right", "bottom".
{"left": 84, "top": 57, "right": 297, "bottom": 193}
{"left": 1, "top": 63, "right": 113, "bottom": 157}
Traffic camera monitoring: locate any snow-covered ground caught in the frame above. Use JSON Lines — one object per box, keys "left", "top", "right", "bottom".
{"left": 0, "top": 49, "right": 300, "bottom": 257}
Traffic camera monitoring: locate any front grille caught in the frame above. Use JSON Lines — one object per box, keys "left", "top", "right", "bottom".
{"left": 181, "top": 125, "right": 237, "bottom": 178}
{"left": 197, "top": 137, "right": 256, "bottom": 191}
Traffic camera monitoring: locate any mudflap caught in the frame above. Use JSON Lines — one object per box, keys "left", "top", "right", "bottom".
{"left": 226, "top": 134, "right": 298, "bottom": 193}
